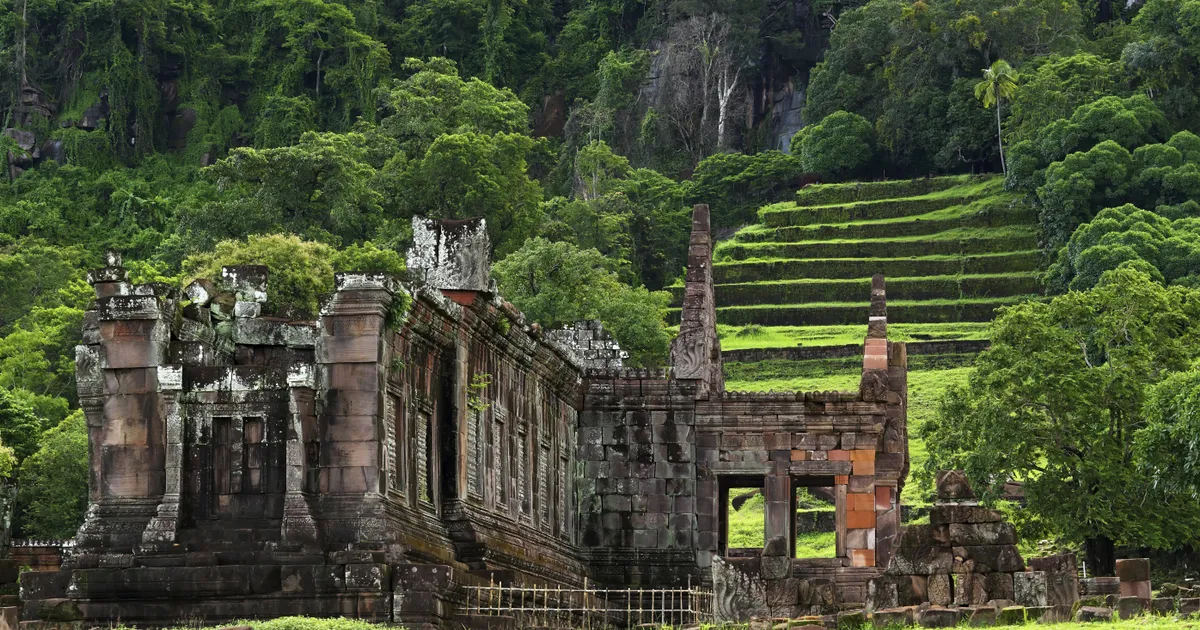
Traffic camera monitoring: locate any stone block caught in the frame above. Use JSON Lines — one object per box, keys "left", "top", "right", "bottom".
{"left": 1082, "top": 577, "right": 1121, "bottom": 596}
{"left": 1014, "top": 571, "right": 1048, "bottom": 607}
{"left": 345, "top": 564, "right": 389, "bottom": 591}
{"left": 867, "top": 579, "right": 898, "bottom": 611}
{"left": 871, "top": 607, "right": 914, "bottom": 628}
{"left": 1115, "top": 558, "right": 1150, "bottom": 583}
{"left": 928, "top": 575, "right": 952, "bottom": 606}
{"left": 1116, "top": 596, "right": 1146, "bottom": 619}
{"left": 949, "top": 522, "right": 1016, "bottom": 546}
{"left": 1119, "top": 580, "right": 1150, "bottom": 600}
{"left": 766, "top": 578, "right": 799, "bottom": 608}
{"left": 1074, "top": 606, "right": 1113, "bottom": 622}
{"left": 837, "top": 610, "right": 866, "bottom": 629}
{"left": 952, "top": 545, "right": 1025, "bottom": 573}
{"left": 19, "top": 572, "right": 69, "bottom": 601}
{"left": 1181, "top": 598, "right": 1200, "bottom": 616}
{"left": 762, "top": 556, "right": 792, "bottom": 580}
{"left": 918, "top": 607, "right": 958, "bottom": 628}
{"left": 997, "top": 606, "right": 1026, "bottom": 625}
{"left": 930, "top": 505, "right": 1002, "bottom": 525}
{"left": 851, "top": 549, "right": 875, "bottom": 567}
{"left": 798, "top": 579, "right": 836, "bottom": 608}
{"left": 969, "top": 606, "right": 996, "bottom": 626}
{"left": 1150, "top": 598, "right": 1175, "bottom": 615}
{"left": 889, "top": 545, "right": 953, "bottom": 575}
{"left": 34, "top": 600, "right": 81, "bottom": 623}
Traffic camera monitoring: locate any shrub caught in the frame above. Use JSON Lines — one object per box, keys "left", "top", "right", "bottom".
{"left": 791, "top": 111, "right": 876, "bottom": 181}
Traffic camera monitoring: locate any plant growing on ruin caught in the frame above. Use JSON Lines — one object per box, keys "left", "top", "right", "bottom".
{"left": 467, "top": 373, "right": 492, "bottom": 413}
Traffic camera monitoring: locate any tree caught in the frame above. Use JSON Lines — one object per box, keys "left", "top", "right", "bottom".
{"left": 656, "top": 13, "right": 750, "bottom": 161}
{"left": 14, "top": 411, "right": 88, "bottom": 538}
{"left": 1047, "top": 204, "right": 1200, "bottom": 291}
{"left": 183, "top": 235, "right": 405, "bottom": 318}
{"left": 493, "top": 238, "right": 672, "bottom": 367}
{"left": 0, "top": 387, "right": 45, "bottom": 462}
{"left": 195, "top": 132, "right": 385, "bottom": 249}
{"left": 1007, "top": 54, "right": 1124, "bottom": 146}
{"left": 393, "top": 132, "right": 544, "bottom": 257}
{"left": 791, "top": 111, "right": 876, "bottom": 181}
{"left": 921, "top": 267, "right": 1200, "bottom": 575}
{"left": 974, "top": 60, "right": 1019, "bottom": 176}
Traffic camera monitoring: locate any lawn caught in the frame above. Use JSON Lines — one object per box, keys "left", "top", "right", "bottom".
{"left": 717, "top": 322, "right": 991, "bottom": 351}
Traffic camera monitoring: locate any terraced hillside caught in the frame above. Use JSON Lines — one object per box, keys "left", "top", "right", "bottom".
{"left": 671, "top": 175, "right": 1045, "bottom": 499}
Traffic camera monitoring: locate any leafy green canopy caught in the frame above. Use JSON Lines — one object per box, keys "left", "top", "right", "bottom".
{"left": 15, "top": 411, "right": 88, "bottom": 538}
{"left": 1033, "top": 130, "right": 1200, "bottom": 247}
{"left": 493, "top": 238, "right": 671, "bottom": 368}
{"left": 804, "top": 0, "right": 1083, "bottom": 174}
{"left": 1048, "top": 204, "right": 1200, "bottom": 291}
{"left": 922, "top": 267, "right": 1200, "bottom": 569}
{"left": 183, "top": 234, "right": 406, "bottom": 318}
{"left": 791, "top": 111, "right": 875, "bottom": 181}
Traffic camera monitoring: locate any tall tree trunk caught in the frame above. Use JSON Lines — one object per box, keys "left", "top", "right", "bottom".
{"left": 996, "top": 99, "right": 1006, "bottom": 176}
{"left": 1085, "top": 536, "right": 1116, "bottom": 576}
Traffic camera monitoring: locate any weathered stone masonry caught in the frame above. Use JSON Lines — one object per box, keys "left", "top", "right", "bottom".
{"left": 26, "top": 208, "right": 910, "bottom": 627}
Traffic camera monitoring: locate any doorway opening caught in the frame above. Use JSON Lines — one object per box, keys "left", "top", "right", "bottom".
{"left": 718, "top": 475, "right": 765, "bottom": 557}
{"left": 793, "top": 476, "right": 837, "bottom": 558}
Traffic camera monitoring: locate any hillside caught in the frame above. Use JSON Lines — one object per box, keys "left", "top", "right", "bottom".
{"left": 670, "top": 175, "right": 1045, "bottom": 499}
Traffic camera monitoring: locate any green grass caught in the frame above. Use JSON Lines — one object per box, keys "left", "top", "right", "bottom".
{"left": 726, "top": 491, "right": 838, "bottom": 557}
{"left": 717, "top": 323, "right": 991, "bottom": 351}
{"left": 794, "top": 531, "right": 837, "bottom": 557}
{"left": 712, "top": 251, "right": 1045, "bottom": 283}
{"left": 727, "top": 491, "right": 766, "bottom": 548}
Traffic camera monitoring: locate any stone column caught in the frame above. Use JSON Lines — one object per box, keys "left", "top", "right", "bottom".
{"left": 140, "top": 366, "right": 184, "bottom": 545}
{"left": 282, "top": 364, "right": 319, "bottom": 546}
{"left": 75, "top": 254, "right": 174, "bottom": 551}
{"left": 316, "top": 272, "right": 396, "bottom": 545}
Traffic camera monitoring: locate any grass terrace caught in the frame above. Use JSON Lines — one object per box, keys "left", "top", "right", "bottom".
{"left": 673, "top": 175, "right": 1046, "bottom": 502}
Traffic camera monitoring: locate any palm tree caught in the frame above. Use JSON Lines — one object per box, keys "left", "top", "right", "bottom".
{"left": 975, "top": 60, "right": 1019, "bottom": 176}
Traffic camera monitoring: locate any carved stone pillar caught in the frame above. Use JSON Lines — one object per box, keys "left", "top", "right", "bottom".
{"left": 141, "top": 366, "right": 184, "bottom": 545}
{"left": 282, "top": 364, "right": 319, "bottom": 546}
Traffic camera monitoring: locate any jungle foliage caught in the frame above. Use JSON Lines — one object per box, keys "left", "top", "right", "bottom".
{"left": 1, "top": 0, "right": 1200, "bottom": 558}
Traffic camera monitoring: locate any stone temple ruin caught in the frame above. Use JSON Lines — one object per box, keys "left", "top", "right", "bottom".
{"left": 24, "top": 205, "right": 930, "bottom": 628}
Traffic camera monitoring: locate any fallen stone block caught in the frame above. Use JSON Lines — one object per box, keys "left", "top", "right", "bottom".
{"left": 837, "top": 610, "right": 866, "bottom": 629}
{"left": 997, "top": 606, "right": 1026, "bottom": 625}
{"left": 1116, "top": 596, "right": 1146, "bottom": 619}
{"left": 1150, "top": 597, "right": 1175, "bottom": 615}
{"left": 968, "top": 606, "right": 996, "bottom": 626}
{"left": 1074, "top": 606, "right": 1113, "bottom": 622}
{"left": 1035, "top": 605, "right": 1072, "bottom": 623}
{"left": 33, "top": 600, "right": 81, "bottom": 623}
{"left": 871, "top": 607, "right": 915, "bottom": 628}
{"left": 1180, "top": 598, "right": 1200, "bottom": 616}
{"left": 918, "top": 607, "right": 958, "bottom": 628}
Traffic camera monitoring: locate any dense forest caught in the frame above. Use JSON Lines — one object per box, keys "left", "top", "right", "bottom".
{"left": 3, "top": 0, "right": 1200, "bottom": 573}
